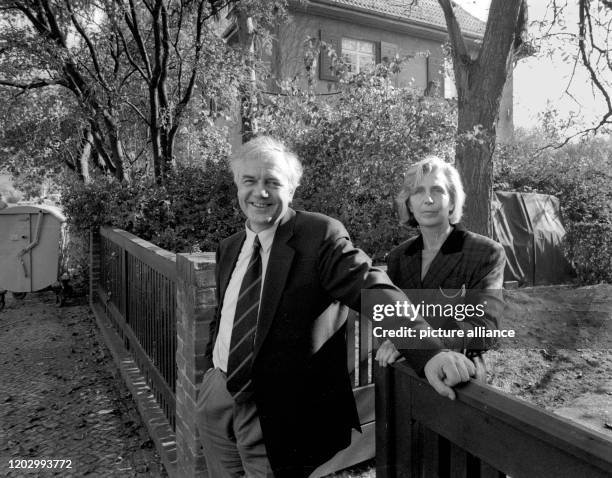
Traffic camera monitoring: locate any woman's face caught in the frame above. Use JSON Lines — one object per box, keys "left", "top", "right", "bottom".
{"left": 408, "top": 169, "right": 454, "bottom": 229}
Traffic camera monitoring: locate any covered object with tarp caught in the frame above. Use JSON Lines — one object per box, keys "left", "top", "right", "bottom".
{"left": 492, "top": 191, "right": 574, "bottom": 286}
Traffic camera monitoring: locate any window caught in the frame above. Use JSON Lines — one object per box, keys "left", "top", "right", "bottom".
{"left": 319, "top": 31, "right": 388, "bottom": 82}
{"left": 341, "top": 38, "right": 376, "bottom": 74}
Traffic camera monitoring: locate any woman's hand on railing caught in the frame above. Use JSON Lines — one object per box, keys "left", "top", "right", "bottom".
{"left": 424, "top": 351, "right": 476, "bottom": 401}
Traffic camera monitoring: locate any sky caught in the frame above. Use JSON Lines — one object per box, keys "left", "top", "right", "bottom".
{"left": 455, "top": 0, "right": 608, "bottom": 132}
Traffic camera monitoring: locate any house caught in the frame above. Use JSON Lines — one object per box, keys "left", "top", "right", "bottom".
{"left": 231, "top": 0, "right": 514, "bottom": 142}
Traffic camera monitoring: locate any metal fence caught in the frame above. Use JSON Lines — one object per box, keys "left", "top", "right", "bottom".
{"left": 95, "top": 227, "right": 177, "bottom": 429}
{"left": 91, "top": 226, "right": 378, "bottom": 475}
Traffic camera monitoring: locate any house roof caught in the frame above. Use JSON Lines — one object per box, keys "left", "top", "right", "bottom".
{"left": 310, "top": 0, "right": 486, "bottom": 37}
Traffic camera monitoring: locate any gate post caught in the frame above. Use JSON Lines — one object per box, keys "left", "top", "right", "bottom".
{"left": 175, "top": 253, "right": 216, "bottom": 477}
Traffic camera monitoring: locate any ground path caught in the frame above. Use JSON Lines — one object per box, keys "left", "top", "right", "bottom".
{"left": 488, "top": 284, "right": 612, "bottom": 438}
{"left": 0, "top": 292, "right": 167, "bottom": 477}
{"left": 2, "top": 286, "right": 611, "bottom": 478}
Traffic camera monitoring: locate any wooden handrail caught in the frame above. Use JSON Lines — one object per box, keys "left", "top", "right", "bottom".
{"left": 100, "top": 227, "right": 176, "bottom": 279}
{"left": 376, "top": 361, "right": 612, "bottom": 478}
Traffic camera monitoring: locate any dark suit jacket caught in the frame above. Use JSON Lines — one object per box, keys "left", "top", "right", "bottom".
{"left": 386, "top": 223, "right": 506, "bottom": 351}
{"left": 206, "top": 209, "right": 445, "bottom": 477}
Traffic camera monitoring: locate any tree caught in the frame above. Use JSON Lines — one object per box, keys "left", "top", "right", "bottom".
{"left": 0, "top": 0, "right": 250, "bottom": 184}
{"left": 536, "top": 0, "right": 612, "bottom": 143}
{"left": 0, "top": 86, "right": 84, "bottom": 199}
{"left": 229, "top": 1, "right": 288, "bottom": 142}
{"left": 438, "top": 0, "right": 528, "bottom": 236}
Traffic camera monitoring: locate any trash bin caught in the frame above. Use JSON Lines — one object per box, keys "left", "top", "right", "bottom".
{"left": 0, "top": 204, "right": 67, "bottom": 310}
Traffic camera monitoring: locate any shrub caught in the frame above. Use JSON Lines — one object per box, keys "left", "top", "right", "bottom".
{"left": 61, "top": 160, "right": 243, "bottom": 253}
{"left": 61, "top": 227, "right": 90, "bottom": 295}
{"left": 5, "top": 189, "right": 22, "bottom": 203}
{"left": 494, "top": 129, "right": 612, "bottom": 284}
{"left": 563, "top": 222, "right": 612, "bottom": 284}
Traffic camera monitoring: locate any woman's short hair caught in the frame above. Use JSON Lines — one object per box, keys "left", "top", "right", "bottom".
{"left": 396, "top": 155, "right": 466, "bottom": 227}
{"left": 230, "top": 136, "right": 303, "bottom": 190}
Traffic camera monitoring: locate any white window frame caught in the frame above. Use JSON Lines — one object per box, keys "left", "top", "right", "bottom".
{"left": 341, "top": 37, "right": 376, "bottom": 74}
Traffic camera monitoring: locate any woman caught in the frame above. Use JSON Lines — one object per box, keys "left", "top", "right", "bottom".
{"left": 376, "top": 156, "right": 506, "bottom": 380}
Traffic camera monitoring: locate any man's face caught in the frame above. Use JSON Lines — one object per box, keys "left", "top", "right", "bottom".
{"left": 235, "top": 154, "right": 295, "bottom": 232}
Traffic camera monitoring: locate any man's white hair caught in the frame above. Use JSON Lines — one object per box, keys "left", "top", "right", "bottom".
{"left": 230, "top": 136, "right": 303, "bottom": 190}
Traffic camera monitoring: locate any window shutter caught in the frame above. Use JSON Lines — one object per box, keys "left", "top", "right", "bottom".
{"left": 319, "top": 30, "right": 341, "bottom": 82}
{"left": 380, "top": 41, "right": 398, "bottom": 63}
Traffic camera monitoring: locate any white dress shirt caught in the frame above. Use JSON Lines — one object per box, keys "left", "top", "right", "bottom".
{"left": 212, "top": 223, "right": 279, "bottom": 372}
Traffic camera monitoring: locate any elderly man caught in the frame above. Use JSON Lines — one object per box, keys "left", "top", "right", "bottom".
{"left": 197, "top": 136, "right": 475, "bottom": 478}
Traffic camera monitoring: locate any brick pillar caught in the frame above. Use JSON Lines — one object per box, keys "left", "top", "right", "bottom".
{"left": 89, "top": 228, "right": 101, "bottom": 307}
{"left": 175, "top": 253, "right": 216, "bottom": 478}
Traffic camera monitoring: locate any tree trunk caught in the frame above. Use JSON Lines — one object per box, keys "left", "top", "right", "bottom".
{"left": 150, "top": 86, "right": 163, "bottom": 184}
{"left": 102, "top": 115, "right": 126, "bottom": 182}
{"left": 236, "top": 9, "right": 256, "bottom": 143}
{"left": 78, "top": 129, "right": 93, "bottom": 183}
{"left": 440, "top": 0, "right": 525, "bottom": 237}
{"left": 454, "top": 66, "right": 504, "bottom": 236}
{"left": 455, "top": 121, "right": 495, "bottom": 236}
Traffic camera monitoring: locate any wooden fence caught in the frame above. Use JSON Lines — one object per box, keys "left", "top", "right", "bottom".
{"left": 376, "top": 362, "right": 612, "bottom": 478}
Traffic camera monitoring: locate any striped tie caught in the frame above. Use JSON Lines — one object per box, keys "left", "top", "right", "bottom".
{"left": 226, "top": 236, "right": 262, "bottom": 402}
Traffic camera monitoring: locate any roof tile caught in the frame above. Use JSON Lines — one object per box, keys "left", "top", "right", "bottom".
{"left": 314, "top": 0, "right": 486, "bottom": 36}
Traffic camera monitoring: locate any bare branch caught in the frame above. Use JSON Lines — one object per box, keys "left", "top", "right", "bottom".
{"left": 39, "top": 0, "right": 67, "bottom": 48}
{"left": 142, "top": 0, "right": 155, "bottom": 14}
{"left": 116, "top": 27, "right": 150, "bottom": 81}
{"left": 124, "top": 99, "right": 149, "bottom": 124}
{"left": 125, "top": 0, "right": 153, "bottom": 77}
{"left": 579, "top": 0, "right": 612, "bottom": 120}
{"left": 128, "top": 143, "right": 148, "bottom": 166}
{"left": 539, "top": 113, "right": 612, "bottom": 149}
{"left": 117, "top": 65, "right": 138, "bottom": 89}
{"left": 563, "top": 51, "right": 580, "bottom": 97}
{"left": 12, "top": 4, "right": 51, "bottom": 37}
{"left": 64, "top": 0, "right": 109, "bottom": 90}
{"left": 174, "top": 0, "right": 206, "bottom": 122}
